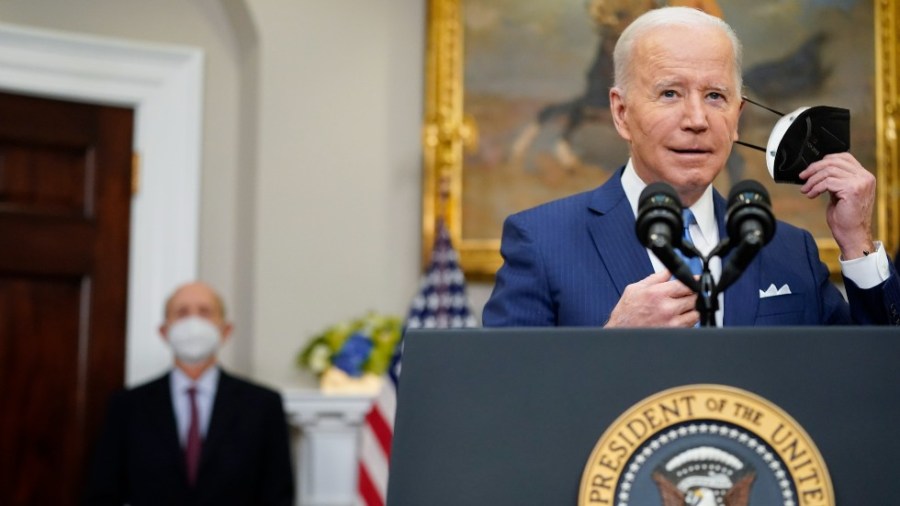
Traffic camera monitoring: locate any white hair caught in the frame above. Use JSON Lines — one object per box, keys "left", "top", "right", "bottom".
{"left": 613, "top": 7, "right": 743, "bottom": 95}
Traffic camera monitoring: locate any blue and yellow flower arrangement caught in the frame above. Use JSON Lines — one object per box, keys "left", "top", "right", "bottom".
{"left": 297, "top": 312, "right": 402, "bottom": 384}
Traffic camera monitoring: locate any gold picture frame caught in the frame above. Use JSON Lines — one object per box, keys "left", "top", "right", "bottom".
{"left": 423, "top": 0, "right": 899, "bottom": 279}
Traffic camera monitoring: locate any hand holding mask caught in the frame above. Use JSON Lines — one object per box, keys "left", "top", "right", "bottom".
{"left": 738, "top": 98, "right": 851, "bottom": 184}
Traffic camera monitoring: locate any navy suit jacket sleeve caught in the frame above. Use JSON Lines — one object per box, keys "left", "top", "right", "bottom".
{"left": 877, "top": 246, "right": 900, "bottom": 325}
{"left": 483, "top": 183, "right": 643, "bottom": 327}
{"left": 483, "top": 213, "right": 557, "bottom": 326}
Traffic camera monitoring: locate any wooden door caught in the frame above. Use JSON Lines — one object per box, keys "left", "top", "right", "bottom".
{"left": 0, "top": 91, "right": 133, "bottom": 505}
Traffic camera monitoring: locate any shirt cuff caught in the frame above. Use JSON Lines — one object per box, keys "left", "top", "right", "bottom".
{"left": 840, "top": 241, "right": 890, "bottom": 289}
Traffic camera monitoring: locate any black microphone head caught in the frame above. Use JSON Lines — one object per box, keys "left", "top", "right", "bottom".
{"left": 727, "top": 179, "right": 770, "bottom": 205}
{"left": 638, "top": 182, "right": 680, "bottom": 209}
{"left": 726, "top": 179, "right": 776, "bottom": 245}
{"left": 636, "top": 182, "right": 683, "bottom": 248}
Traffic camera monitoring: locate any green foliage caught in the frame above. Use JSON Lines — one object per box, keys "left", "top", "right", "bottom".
{"left": 296, "top": 312, "right": 402, "bottom": 377}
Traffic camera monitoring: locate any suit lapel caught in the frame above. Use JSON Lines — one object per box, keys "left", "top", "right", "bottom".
{"left": 147, "top": 373, "right": 188, "bottom": 481}
{"left": 718, "top": 194, "right": 761, "bottom": 325}
{"left": 586, "top": 170, "right": 654, "bottom": 295}
{"left": 199, "top": 370, "right": 240, "bottom": 480}
{"left": 584, "top": 178, "right": 763, "bottom": 324}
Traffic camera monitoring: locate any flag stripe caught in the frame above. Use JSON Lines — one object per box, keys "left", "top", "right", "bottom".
{"left": 364, "top": 403, "right": 393, "bottom": 457}
{"left": 374, "top": 377, "right": 397, "bottom": 427}
{"left": 357, "top": 218, "right": 477, "bottom": 506}
{"left": 359, "top": 427, "right": 389, "bottom": 498}
{"left": 358, "top": 461, "right": 385, "bottom": 506}
{"left": 357, "top": 410, "right": 389, "bottom": 504}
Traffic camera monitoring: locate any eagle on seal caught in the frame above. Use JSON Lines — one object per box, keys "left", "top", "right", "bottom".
{"left": 651, "top": 446, "right": 756, "bottom": 506}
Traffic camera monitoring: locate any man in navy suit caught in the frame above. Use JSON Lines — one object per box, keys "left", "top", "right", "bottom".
{"left": 84, "top": 282, "right": 294, "bottom": 505}
{"left": 484, "top": 7, "right": 899, "bottom": 327}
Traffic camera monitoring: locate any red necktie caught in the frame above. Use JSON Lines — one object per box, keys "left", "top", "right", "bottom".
{"left": 185, "top": 387, "right": 202, "bottom": 486}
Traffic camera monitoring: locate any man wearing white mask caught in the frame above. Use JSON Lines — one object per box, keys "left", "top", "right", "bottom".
{"left": 84, "top": 282, "right": 294, "bottom": 506}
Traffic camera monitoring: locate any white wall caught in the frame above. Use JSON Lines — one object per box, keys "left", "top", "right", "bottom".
{"left": 0, "top": 0, "right": 447, "bottom": 389}
{"left": 248, "top": 0, "right": 426, "bottom": 387}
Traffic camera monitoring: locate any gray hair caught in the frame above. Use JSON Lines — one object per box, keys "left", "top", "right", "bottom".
{"left": 613, "top": 7, "right": 743, "bottom": 95}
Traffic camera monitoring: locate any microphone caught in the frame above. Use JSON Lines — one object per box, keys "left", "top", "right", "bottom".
{"left": 718, "top": 180, "right": 776, "bottom": 290}
{"left": 636, "top": 182, "right": 681, "bottom": 248}
{"left": 635, "top": 182, "right": 699, "bottom": 291}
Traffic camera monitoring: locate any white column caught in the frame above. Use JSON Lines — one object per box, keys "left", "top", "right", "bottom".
{"left": 284, "top": 390, "right": 374, "bottom": 506}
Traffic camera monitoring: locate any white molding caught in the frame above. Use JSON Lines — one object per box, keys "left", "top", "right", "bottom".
{"left": 284, "top": 390, "right": 374, "bottom": 506}
{"left": 0, "top": 23, "right": 204, "bottom": 385}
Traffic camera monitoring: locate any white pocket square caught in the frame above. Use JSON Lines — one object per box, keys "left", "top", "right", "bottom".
{"left": 759, "top": 283, "right": 792, "bottom": 298}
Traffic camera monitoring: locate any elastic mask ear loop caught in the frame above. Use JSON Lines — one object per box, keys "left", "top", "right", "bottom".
{"left": 733, "top": 96, "right": 784, "bottom": 153}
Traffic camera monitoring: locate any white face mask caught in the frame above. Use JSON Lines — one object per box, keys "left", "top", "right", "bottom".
{"left": 166, "top": 315, "right": 222, "bottom": 364}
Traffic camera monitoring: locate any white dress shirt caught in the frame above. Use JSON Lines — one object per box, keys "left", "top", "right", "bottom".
{"left": 170, "top": 366, "right": 220, "bottom": 447}
{"left": 621, "top": 161, "right": 724, "bottom": 326}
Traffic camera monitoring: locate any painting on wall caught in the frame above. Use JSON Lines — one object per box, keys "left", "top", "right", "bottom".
{"left": 423, "top": 0, "right": 899, "bottom": 277}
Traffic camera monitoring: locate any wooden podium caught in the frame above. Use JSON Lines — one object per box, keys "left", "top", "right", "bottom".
{"left": 387, "top": 327, "right": 900, "bottom": 505}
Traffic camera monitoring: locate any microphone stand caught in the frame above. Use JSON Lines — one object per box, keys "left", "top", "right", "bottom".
{"left": 681, "top": 235, "right": 763, "bottom": 327}
{"left": 677, "top": 242, "right": 719, "bottom": 327}
{"left": 638, "top": 184, "right": 771, "bottom": 328}
{"left": 697, "top": 263, "right": 718, "bottom": 327}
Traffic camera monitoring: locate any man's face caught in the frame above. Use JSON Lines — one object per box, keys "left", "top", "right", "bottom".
{"left": 161, "top": 283, "right": 230, "bottom": 337}
{"left": 611, "top": 24, "right": 743, "bottom": 205}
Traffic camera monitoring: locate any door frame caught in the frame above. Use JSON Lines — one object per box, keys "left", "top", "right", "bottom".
{"left": 0, "top": 22, "right": 203, "bottom": 385}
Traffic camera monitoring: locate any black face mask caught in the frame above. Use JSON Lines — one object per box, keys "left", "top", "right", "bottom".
{"left": 764, "top": 105, "right": 850, "bottom": 184}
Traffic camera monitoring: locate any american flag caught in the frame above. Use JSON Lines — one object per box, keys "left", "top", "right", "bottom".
{"left": 356, "top": 219, "right": 478, "bottom": 506}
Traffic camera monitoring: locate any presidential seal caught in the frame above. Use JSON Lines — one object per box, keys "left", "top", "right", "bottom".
{"left": 578, "top": 385, "right": 833, "bottom": 506}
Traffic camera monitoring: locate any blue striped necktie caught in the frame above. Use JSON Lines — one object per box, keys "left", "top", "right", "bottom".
{"left": 681, "top": 209, "right": 702, "bottom": 275}
{"left": 681, "top": 209, "right": 703, "bottom": 327}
